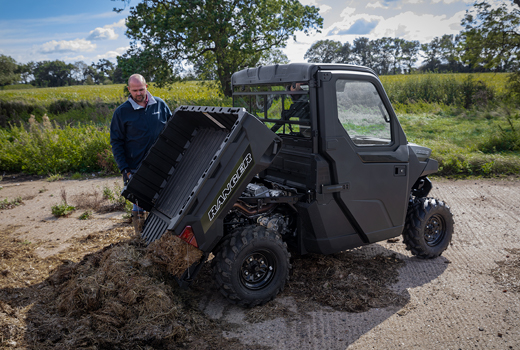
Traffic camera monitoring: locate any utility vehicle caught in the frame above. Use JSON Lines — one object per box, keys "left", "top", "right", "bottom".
{"left": 122, "top": 63, "right": 454, "bottom": 307}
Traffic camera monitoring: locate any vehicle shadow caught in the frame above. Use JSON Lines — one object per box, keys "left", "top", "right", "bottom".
{"left": 196, "top": 242, "right": 449, "bottom": 350}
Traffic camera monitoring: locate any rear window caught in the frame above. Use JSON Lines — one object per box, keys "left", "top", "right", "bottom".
{"left": 233, "top": 83, "right": 311, "bottom": 138}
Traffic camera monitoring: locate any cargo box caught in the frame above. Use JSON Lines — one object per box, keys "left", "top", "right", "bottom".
{"left": 122, "top": 106, "right": 281, "bottom": 252}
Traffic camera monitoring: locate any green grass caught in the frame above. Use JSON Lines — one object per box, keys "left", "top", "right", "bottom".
{"left": 399, "top": 110, "right": 520, "bottom": 176}
{"left": 0, "top": 81, "right": 232, "bottom": 127}
{"left": 0, "top": 120, "right": 111, "bottom": 175}
{"left": 0, "top": 81, "right": 226, "bottom": 103}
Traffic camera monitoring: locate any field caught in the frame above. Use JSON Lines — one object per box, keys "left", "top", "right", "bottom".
{"left": 0, "top": 73, "right": 519, "bottom": 177}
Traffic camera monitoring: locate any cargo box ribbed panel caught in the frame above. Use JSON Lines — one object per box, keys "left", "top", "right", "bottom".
{"left": 142, "top": 213, "right": 169, "bottom": 243}
{"left": 155, "top": 128, "right": 228, "bottom": 218}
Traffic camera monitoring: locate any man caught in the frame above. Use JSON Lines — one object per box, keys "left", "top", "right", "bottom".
{"left": 110, "top": 74, "right": 172, "bottom": 234}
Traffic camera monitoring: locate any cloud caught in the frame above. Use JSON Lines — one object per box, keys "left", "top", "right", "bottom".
{"left": 340, "top": 7, "right": 357, "bottom": 17}
{"left": 87, "top": 27, "right": 118, "bottom": 41}
{"left": 366, "top": 1, "right": 388, "bottom": 9}
{"left": 95, "top": 46, "right": 130, "bottom": 60}
{"left": 63, "top": 55, "right": 88, "bottom": 62}
{"left": 335, "top": 19, "right": 379, "bottom": 35}
{"left": 371, "top": 10, "right": 465, "bottom": 41}
{"left": 38, "top": 39, "right": 96, "bottom": 54}
{"left": 106, "top": 19, "right": 126, "bottom": 29}
{"left": 318, "top": 5, "right": 332, "bottom": 14}
{"left": 432, "top": 0, "right": 472, "bottom": 3}
{"left": 325, "top": 8, "right": 380, "bottom": 36}
{"left": 87, "top": 19, "right": 125, "bottom": 41}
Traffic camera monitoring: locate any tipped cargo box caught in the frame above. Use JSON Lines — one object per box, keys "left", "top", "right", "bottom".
{"left": 122, "top": 106, "right": 281, "bottom": 253}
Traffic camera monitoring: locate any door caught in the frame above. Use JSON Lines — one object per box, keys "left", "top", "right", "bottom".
{"left": 318, "top": 70, "right": 410, "bottom": 243}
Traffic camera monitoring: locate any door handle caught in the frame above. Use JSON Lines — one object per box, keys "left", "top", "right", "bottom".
{"left": 321, "top": 182, "right": 350, "bottom": 194}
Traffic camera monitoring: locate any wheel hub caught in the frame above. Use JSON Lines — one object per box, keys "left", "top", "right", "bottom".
{"left": 240, "top": 251, "right": 275, "bottom": 290}
{"left": 425, "top": 214, "right": 446, "bottom": 247}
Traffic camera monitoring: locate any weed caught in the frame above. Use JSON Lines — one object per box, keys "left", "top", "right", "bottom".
{"left": 71, "top": 187, "right": 104, "bottom": 211}
{"left": 70, "top": 182, "right": 129, "bottom": 213}
{"left": 47, "top": 174, "right": 64, "bottom": 182}
{"left": 102, "top": 185, "right": 116, "bottom": 201}
{"left": 0, "top": 197, "right": 23, "bottom": 210}
{"left": 79, "top": 210, "right": 93, "bottom": 220}
{"left": 479, "top": 115, "right": 520, "bottom": 153}
{"left": 39, "top": 187, "right": 48, "bottom": 193}
{"left": 0, "top": 121, "right": 112, "bottom": 175}
{"left": 60, "top": 187, "right": 68, "bottom": 203}
{"left": 70, "top": 172, "right": 83, "bottom": 180}
{"left": 51, "top": 202, "right": 76, "bottom": 217}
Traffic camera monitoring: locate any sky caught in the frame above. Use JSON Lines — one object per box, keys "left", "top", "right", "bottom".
{"left": 0, "top": 0, "right": 481, "bottom": 66}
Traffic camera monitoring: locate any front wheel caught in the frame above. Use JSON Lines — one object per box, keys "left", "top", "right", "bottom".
{"left": 403, "top": 197, "right": 454, "bottom": 259}
{"left": 212, "top": 225, "right": 290, "bottom": 307}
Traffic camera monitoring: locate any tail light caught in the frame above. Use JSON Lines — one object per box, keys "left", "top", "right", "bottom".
{"left": 179, "top": 226, "right": 198, "bottom": 248}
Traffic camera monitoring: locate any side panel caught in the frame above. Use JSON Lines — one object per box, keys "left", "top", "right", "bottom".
{"left": 296, "top": 200, "right": 365, "bottom": 255}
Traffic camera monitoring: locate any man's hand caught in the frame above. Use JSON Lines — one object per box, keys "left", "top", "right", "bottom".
{"left": 122, "top": 169, "right": 132, "bottom": 185}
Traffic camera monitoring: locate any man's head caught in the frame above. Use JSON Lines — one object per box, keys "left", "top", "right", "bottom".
{"left": 128, "top": 74, "right": 148, "bottom": 105}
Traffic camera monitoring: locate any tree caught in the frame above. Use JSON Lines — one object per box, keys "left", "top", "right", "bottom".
{"left": 33, "top": 60, "right": 75, "bottom": 87}
{"left": 304, "top": 39, "right": 348, "bottom": 63}
{"left": 17, "top": 61, "right": 35, "bottom": 85}
{"left": 459, "top": 1, "right": 520, "bottom": 73}
{"left": 0, "top": 55, "right": 20, "bottom": 86}
{"left": 71, "top": 61, "right": 88, "bottom": 84}
{"left": 420, "top": 37, "right": 443, "bottom": 72}
{"left": 437, "top": 34, "right": 463, "bottom": 72}
{"left": 116, "top": 46, "right": 175, "bottom": 84}
{"left": 93, "top": 59, "right": 116, "bottom": 84}
{"left": 401, "top": 40, "right": 420, "bottom": 73}
{"left": 124, "top": 0, "right": 323, "bottom": 96}
{"left": 258, "top": 48, "right": 289, "bottom": 66}
{"left": 351, "top": 37, "right": 373, "bottom": 67}
{"left": 192, "top": 47, "right": 288, "bottom": 81}
{"left": 371, "top": 37, "right": 394, "bottom": 75}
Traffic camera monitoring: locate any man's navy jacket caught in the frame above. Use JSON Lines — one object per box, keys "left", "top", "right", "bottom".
{"left": 110, "top": 93, "right": 172, "bottom": 172}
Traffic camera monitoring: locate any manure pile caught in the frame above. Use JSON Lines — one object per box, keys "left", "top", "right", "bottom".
{"left": 0, "top": 229, "right": 230, "bottom": 349}
{"left": 34, "top": 235, "right": 204, "bottom": 348}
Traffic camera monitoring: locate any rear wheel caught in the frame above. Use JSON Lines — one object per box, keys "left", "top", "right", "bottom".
{"left": 403, "top": 197, "right": 454, "bottom": 259}
{"left": 212, "top": 225, "right": 290, "bottom": 307}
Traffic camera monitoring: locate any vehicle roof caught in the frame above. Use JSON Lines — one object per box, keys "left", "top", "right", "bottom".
{"left": 231, "top": 63, "right": 377, "bottom": 86}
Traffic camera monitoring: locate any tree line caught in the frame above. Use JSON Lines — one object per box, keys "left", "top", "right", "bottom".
{"left": 1, "top": 0, "right": 518, "bottom": 95}
{"left": 0, "top": 57, "right": 125, "bottom": 88}
{"left": 305, "top": 35, "right": 466, "bottom": 75}
{"left": 305, "top": 2, "right": 520, "bottom": 76}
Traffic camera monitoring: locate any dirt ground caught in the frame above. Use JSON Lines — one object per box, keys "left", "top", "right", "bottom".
{"left": 0, "top": 175, "right": 519, "bottom": 349}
